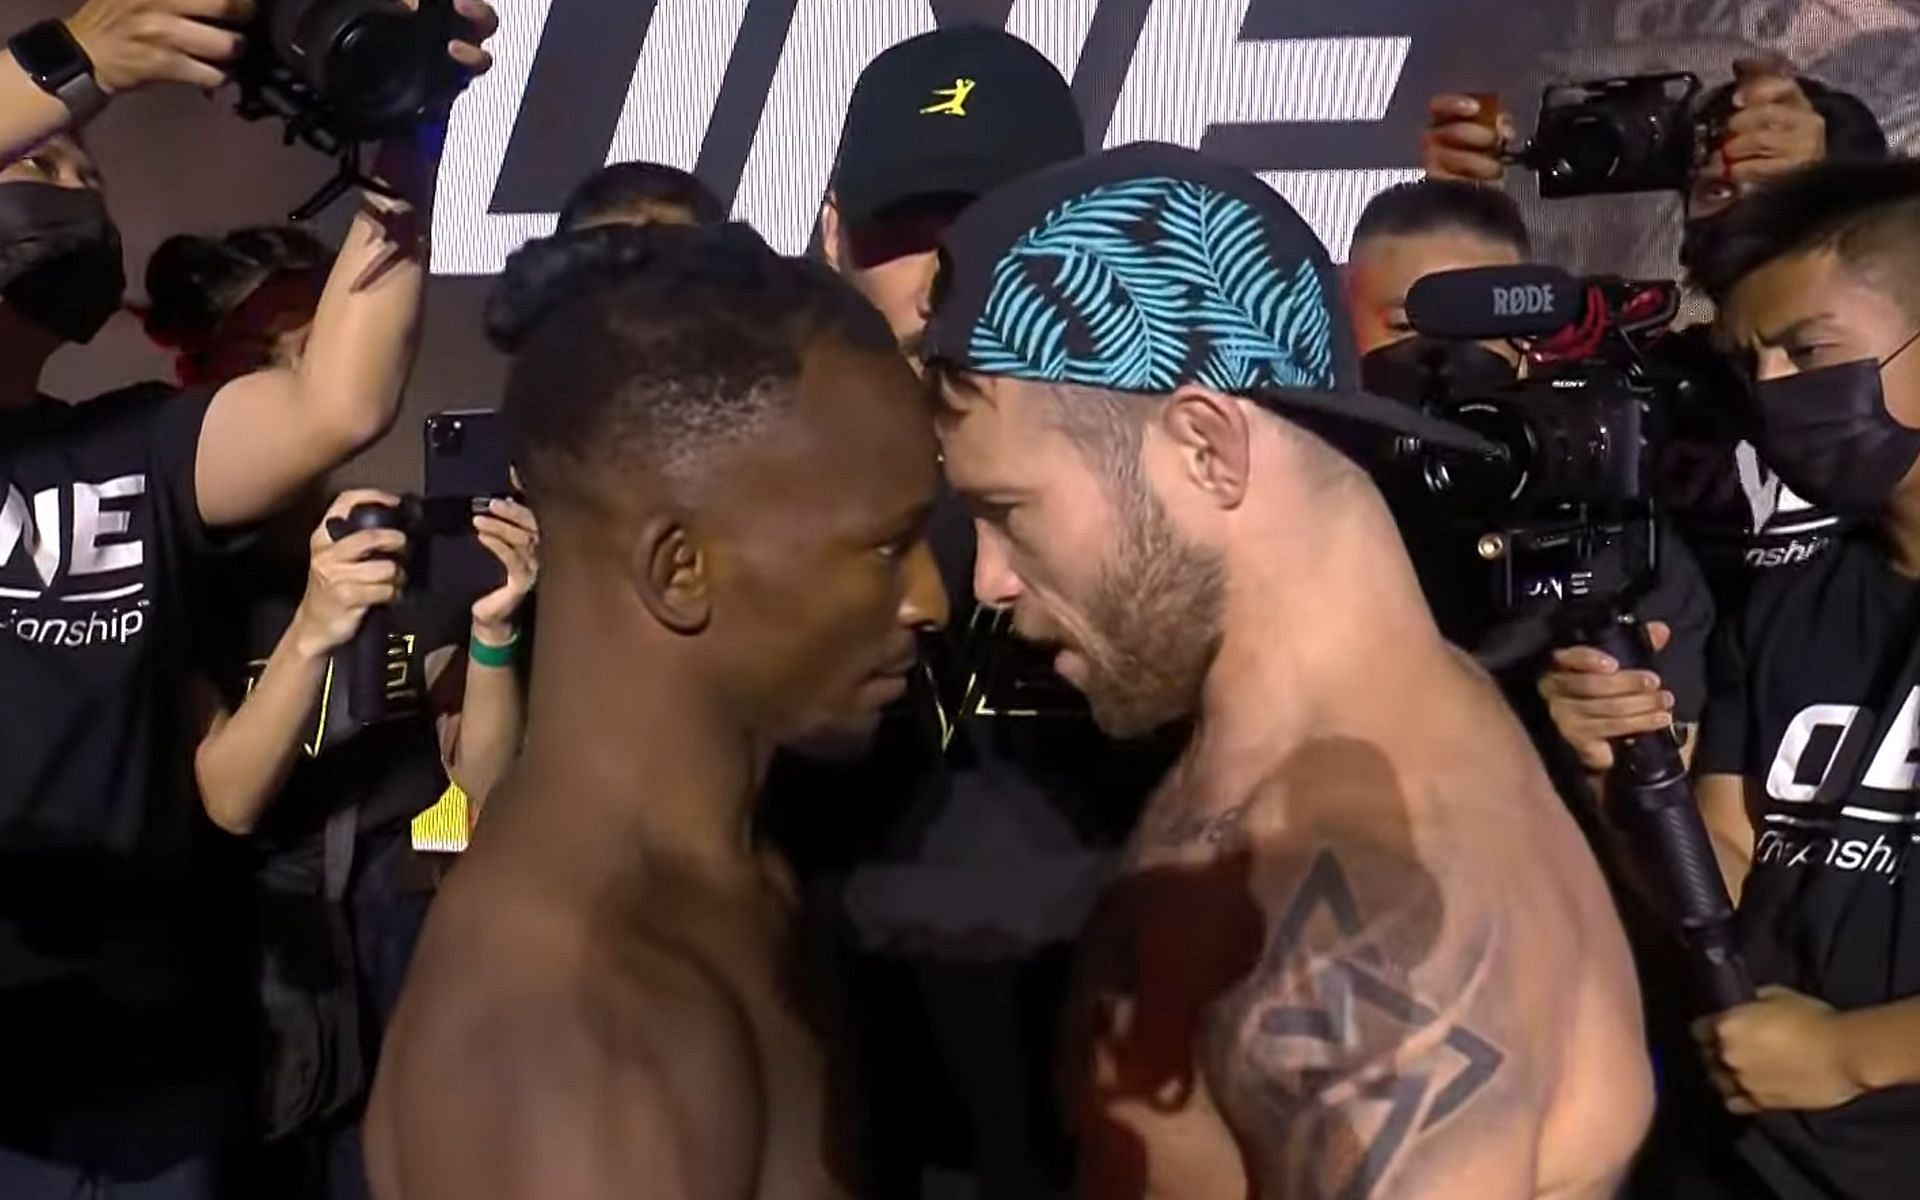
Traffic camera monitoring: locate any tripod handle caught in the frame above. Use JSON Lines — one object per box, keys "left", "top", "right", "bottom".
{"left": 1575, "top": 613, "right": 1756, "bottom": 1012}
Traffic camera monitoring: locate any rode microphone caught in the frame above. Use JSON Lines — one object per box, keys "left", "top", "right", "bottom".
{"left": 1405, "top": 265, "right": 1585, "bottom": 341}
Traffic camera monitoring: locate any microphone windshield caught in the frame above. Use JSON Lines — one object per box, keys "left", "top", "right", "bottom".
{"left": 1405, "top": 265, "right": 1584, "bottom": 341}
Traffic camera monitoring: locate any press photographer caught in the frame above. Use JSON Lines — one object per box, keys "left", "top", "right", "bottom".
{"left": 1422, "top": 57, "right": 1889, "bottom": 607}
{"left": 138, "top": 221, "right": 535, "bottom": 1199}
{"left": 1547, "top": 156, "right": 1920, "bottom": 1200}
{"left": 0, "top": 1, "right": 496, "bottom": 1194}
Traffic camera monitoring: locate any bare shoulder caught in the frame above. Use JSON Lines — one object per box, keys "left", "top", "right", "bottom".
{"left": 1198, "top": 738, "right": 1544, "bottom": 1200}
{"left": 368, "top": 891, "right": 762, "bottom": 1200}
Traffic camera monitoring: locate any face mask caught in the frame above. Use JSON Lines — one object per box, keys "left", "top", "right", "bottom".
{"left": 1361, "top": 336, "right": 1517, "bottom": 407}
{"left": 0, "top": 182, "right": 126, "bottom": 344}
{"left": 1752, "top": 329, "right": 1920, "bottom": 514}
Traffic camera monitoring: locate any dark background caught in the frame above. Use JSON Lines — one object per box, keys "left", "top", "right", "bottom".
{"left": 27, "top": 0, "right": 1920, "bottom": 490}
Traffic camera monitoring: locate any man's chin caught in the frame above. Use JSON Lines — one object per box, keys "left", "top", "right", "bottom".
{"left": 782, "top": 715, "right": 883, "bottom": 763}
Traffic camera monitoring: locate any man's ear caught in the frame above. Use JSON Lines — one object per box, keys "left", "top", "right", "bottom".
{"left": 634, "top": 515, "right": 711, "bottom": 634}
{"left": 820, "top": 192, "right": 845, "bottom": 272}
{"left": 1159, "top": 385, "right": 1251, "bottom": 509}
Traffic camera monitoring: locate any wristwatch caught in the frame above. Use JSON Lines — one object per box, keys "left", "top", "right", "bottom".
{"left": 8, "top": 21, "right": 108, "bottom": 125}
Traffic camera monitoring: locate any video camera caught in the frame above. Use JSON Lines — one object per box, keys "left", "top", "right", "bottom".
{"left": 231, "top": 0, "right": 476, "bottom": 219}
{"left": 1378, "top": 265, "right": 1757, "bottom": 1019}
{"left": 1512, "top": 73, "right": 1719, "bottom": 198}
{"left": 1376, "top": 264, "right": 1700, "bottom": 617}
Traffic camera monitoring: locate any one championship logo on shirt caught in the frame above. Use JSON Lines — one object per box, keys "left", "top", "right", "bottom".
{"left": 0, "top": 474, "right": 151, "bottom": 648}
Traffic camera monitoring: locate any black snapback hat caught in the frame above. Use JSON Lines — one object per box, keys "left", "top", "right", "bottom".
{"left": 831, "top": 27, "right": 1086, "bottom": 227}
{"left": 923, "top": 142, "right": 1500, "bottom": 457}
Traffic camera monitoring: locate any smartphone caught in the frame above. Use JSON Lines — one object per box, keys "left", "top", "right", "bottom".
{"left": 425, "top": 409, "right": 513, "bottom": 499}
{"left": 422, "top": 409, "right": 514, "bottom": 605}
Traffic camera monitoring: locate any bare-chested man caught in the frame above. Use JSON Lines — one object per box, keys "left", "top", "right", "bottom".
{"left": 922, "top": 143, "right": 1653, "bottom": 1199}
{"left": 364, "top": 223, "right": 947, "bottom": 1199}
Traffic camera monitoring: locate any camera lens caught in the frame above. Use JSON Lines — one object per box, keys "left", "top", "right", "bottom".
{"left": 429, "top": 419, "right": 465, "bottom": 452}
{"left": 327, "top": 12, "right": 438, "bottom": 129}
{"left": 261, "top": 0, "right": 452, "bottom": 138}
{"left": 1424, "top": 401, "right": 1530, "bottom": 508}
{"left": 1554, "top": 111, "right": 1627, "bottom": 185}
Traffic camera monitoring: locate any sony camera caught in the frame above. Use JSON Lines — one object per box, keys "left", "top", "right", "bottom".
{"left": 1374, "top": 265, "right": 1698, "bottom": 614}
{"left": 1515, "top": 73, "right": 1718, "bottom": 198}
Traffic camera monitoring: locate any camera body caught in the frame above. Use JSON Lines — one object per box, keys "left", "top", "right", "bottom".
{"left": 238, "top": 0, "right": 472, "bottom": 145}
{"left": 1520, "top": 73, "right": 1716, "bottom": 198}
{"left": 1382, "top": 268, "right": 1693, "bottom": 615}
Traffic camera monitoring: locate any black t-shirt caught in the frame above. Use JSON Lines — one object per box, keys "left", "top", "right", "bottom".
{"left": 200, "top": 569, "right": 468, "bottom": 875}
{"left": 0, "top": 384, "right": 242, "bottom": 1165}
{"left": 1699, "top": 535, "right": 1920, "bottom": 1200}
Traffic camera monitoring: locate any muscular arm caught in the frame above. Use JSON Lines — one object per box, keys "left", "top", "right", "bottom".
{"left": 1209, "top": 840, "right": 1534, "bottom": 1200}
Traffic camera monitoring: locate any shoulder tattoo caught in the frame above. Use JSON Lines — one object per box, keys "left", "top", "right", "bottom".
{"left": 1210, "top": 847, "right": 1508, "bottom": 1200}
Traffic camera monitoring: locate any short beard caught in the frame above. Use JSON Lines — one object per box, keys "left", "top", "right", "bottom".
{"left": 1074, "top": 478, "right": 1225, "bottom": 739}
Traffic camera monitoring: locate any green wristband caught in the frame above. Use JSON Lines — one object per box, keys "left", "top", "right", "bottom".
{"left": 469, "top": 629, "right": 520, "bottom": 669}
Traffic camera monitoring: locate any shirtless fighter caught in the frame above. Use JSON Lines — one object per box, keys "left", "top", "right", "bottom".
{"left": 922, "top": 143, "right": 1653, "bottom": 1199}
{"left": 364, "top": 223, "right": 947, "bottom": 1198}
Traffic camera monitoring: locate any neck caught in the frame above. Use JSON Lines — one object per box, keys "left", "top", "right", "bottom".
{"left": 500, "top": 562, "right": 772, "bottom": 888}
{"left": 1882, "top": 492, "right": 1920, "bottom": 578}
{"left": 0, "top": 322, "right": 55, "bottom": 409}
{"left": 1185, "top": 488, "right": 1452, "bottom": 802}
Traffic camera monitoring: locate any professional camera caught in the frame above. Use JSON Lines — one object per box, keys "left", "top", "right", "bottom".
{"left": 1375, "top": 264, "right": 1696, "bottom": 615}
{"left": 232, "top": 0, "right": 475, "bottom": 218}
{"left": 1514, "top": 73, "right": 1716, "bottom": 198}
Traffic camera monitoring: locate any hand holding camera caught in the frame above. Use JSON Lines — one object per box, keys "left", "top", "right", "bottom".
{"left": 291, "top": 488, "right": 408, "bottom": 659}
{"left": 1422, "top": 93, "right": 1514, "bottom": 184}
{"left": 62, "top": 0, "right": 254, "bottom": 95}
{"left": 1713, "top": 56, "right": 1825, "bottom": 189}
{"left": 1537, "top": 621, "right": 1677, "bottom": 773}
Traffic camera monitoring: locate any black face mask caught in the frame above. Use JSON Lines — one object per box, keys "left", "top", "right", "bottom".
{"left": 1752, "top": 329, "right": 1920, "bottom": 514}
{"left": 1361, "top": 336, "right": 1518, "bottom": 407}
{"left": 0, "top": 182, "right": 126, "bottom": 344}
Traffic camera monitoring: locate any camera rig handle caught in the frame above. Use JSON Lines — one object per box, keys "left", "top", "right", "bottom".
{"left": 328, "top": 501, "right": 408, "bottom": 726}
{"left": 1566, "top": 604, "right": 1755, "bottom": 1012}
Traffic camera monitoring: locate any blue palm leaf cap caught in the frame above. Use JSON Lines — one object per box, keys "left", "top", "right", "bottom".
{"left": 926, "top": 142, "right": 1351, "bottom": 398}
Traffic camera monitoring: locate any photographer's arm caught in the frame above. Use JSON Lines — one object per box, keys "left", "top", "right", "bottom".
{"left": 427, "top": 499, "right": 538, "bottom": 820}
{"left": 3, "top": 0, "right": 251, "bottom": 166}
{"left": 1693, "top": 772, "right": 1754, "bottom": 905}
{"left": 191, "top": 0, "right": 497, "bottom": 529}
{"left": 196, "top": 492, "right": 406, "bottom": 834}
{"left": 0, "top": 53, "right": 72, "bottom": 164}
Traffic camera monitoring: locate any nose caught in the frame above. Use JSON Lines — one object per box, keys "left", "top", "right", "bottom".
{"left": 900, "top": 536, "right": 950, "bottom": 633}
{"left": 971, "top": 519, "right": 1024, "bottom": 610}
{"left": 1753, "top": 346, "right": 1796, "bottom": 383}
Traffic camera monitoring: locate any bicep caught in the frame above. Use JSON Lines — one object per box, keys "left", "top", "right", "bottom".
{"left": 1211, "top": 844, "right": 1536, "bottom": 1200}
{"left": 388, "top": 1034, "right": 745, "bottom": 1200}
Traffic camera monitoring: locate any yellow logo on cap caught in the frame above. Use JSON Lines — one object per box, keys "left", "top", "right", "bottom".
{"left": 920, "top": 78, "right": 976, "bottom": 117}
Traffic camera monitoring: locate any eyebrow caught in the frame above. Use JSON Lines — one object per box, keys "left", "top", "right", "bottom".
{"left": 1756, "top": 314, "right": 1840, "bottom": 347}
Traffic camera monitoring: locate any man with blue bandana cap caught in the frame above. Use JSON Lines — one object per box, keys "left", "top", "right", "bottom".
{"left": 923, "top": 142, "right": 1653, "bottom": 1199}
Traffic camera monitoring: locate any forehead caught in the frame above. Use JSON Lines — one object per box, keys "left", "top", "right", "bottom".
{"left": 934, "top": 372, "right": 1074, "bottom": 487}
{"left": 1348, "top": 230, "right": 1522, "bottom": 299}
{"left": 730, "top": 338, "right": 938, "bottom": 523}
{"left": 1722, "top": 249, "right": 1893, "bottom": 343}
